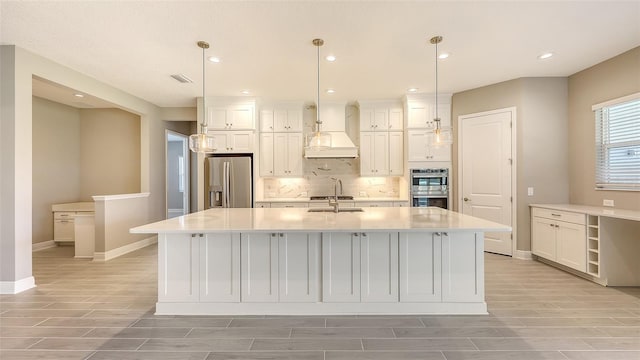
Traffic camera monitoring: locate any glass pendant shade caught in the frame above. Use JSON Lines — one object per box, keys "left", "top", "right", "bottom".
{"left": 189, "top": 132, "right": 216, "bottom": 153}
{"left": 306, "top": 131, "right": 332, "bottom": 149}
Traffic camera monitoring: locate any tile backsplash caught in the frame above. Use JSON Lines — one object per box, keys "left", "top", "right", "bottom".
{"left": 262, "top": 158, "right": 401, "bottom": 199}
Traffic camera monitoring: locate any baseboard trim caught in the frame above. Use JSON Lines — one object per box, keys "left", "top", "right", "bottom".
{"left": 0, "top": 276, "right": 36, "bottom": 294}
{"left": 93, "top": 236, "right": 157, "bottom": 262}
{"left": 513, "top": 250, "right": 532, "bottom": 260}
{"left": 32, "top": 240, "right": 56, "bottom": 252}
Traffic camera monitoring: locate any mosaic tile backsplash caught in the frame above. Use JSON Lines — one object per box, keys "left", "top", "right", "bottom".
{"left": 262, "top": 158, "right": 401, "bottom": 199}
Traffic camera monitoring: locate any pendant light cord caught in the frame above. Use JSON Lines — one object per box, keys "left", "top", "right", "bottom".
{"left": 316, "top": 41, "right": 321, "bottom": 131}
{"left": 434, "top": 38, "right": 438, "bottom": 121}
{"left": 201, "top": 44, "right": 206, "bottom": 133}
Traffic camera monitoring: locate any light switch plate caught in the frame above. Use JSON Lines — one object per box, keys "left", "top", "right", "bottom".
{"left": 527, "top": 187, "right": 534, "bottom": 196}
{"left": 359, "top": 191, "right": 367, "bottom": 197}
{"left": 603, "top": 199, "right": 614, "bottom": 207}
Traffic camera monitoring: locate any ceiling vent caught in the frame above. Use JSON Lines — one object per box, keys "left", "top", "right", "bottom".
{"left": 170, "top": 74, "right": 193, "bottom": 83}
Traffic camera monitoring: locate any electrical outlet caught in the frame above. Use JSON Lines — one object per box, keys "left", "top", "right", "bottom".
{"left": 359, "top": 191, "right": 367, "bottom": 197}
{"left": 300, "top": 191, "right": 308, "bottom": 197}
{"left": 603, "top": 199, "right": 614, "bottom": 207}
{"left": 527, "top": 187, "right": 534, "bottom": 196}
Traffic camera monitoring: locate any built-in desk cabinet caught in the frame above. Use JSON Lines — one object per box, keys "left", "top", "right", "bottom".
{"left": 531, "top": 207, "right": 586, "bottom": 272}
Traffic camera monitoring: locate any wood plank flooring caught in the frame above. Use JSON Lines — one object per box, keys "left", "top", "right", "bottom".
{"left": 1, "top": 244, "right": 639, "bottom": 359}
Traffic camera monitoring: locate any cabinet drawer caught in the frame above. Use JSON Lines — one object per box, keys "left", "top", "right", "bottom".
{"left": 532, "top": 208, "right": 585, "bottom": 225}
{"left": 54, "top": 211, "right": 76, "bottom": 220}
{"left": 270, "top": 202, "right": 308, "bottom": 208}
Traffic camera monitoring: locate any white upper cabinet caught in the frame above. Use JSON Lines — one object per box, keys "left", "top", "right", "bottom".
{"left": 260, "top": 103, "right": 303, "bottom": 132}
{"left": 388, "top": 107, "right": 404, "bottom": 130}
{"left": 360, "top": 131, "right": 390, "bottom": 176}
{"left": 405, "top": 94, "right": 451, "bottom": 129}
{"left": 407, "top": 130, "right": 451, "bottom": 162}
{"left": 273, "top": 132, "right": 303, "bottom": 177}
{"left": 259, "top": 133, "right": 274, "bottom": 176}
{"left": 210, "top": 131, "right": 254, "bottom": 153}
{"left": 358, "top": 101, "right": 403, "bottom": 131}
{"left": 388, "top": 131, "right": 404, "bottom": 175}
{"left": 200, "top": 98, "right": 256, "bottom": 130}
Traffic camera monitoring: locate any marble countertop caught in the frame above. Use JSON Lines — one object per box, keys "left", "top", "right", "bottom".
{"left": 51, "top": 202, "right": 94, "bottom": 212}
{"left": 530, "top": 203, "right": 640, "bottom": 222}
{"left": 131, "top": 207, "right": 511, "bottom": 234}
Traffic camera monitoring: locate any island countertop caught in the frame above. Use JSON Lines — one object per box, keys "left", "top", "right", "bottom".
{"left": 131, "top": 206, "right": 511, "bottom": 234}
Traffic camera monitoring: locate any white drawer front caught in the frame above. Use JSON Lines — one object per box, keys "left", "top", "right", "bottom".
{"left": 54, "top": 211, "right": 76, "bottom": 220}
{"left": 532, "top": 208, "right": 585, "bottom": 225}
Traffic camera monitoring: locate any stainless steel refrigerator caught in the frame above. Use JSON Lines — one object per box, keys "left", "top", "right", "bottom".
{"left": 204, "top": 155, "right": 253, "bottom": 208}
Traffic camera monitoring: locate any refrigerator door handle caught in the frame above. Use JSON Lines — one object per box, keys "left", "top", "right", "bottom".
{"left": 222, "top": 161, "right": 227, "bottom": 208}
{"left": 224, "top": 161, "right": 231, "bottom": 208}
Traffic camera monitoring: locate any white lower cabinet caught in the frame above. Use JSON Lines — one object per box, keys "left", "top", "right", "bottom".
{"left": 200, "top": 233, "right": 240, "bottom": 302}
{"left": 399, "top": 232, "right": 441, "bottom": 302}
{"left": 361, "top": 232, "right": 398, "bottom": 302}
{"left": 441, "top": 232, "right": 484, "bottom": 302}
{"left": 158, "top": 233, "right": 200, "bottom": 302}
{"left": 322, "top": 232, "right": 361, "bottom": 302}
{"left": 278, "top": 233, "right": 321, "bottom": 302}
{"left": 531, "top": 207, "right": 587, "bottom": 272}
{"left": 241, "top": 233, "right": 279, "bottom": 302}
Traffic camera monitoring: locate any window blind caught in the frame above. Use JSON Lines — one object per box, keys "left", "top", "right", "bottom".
{"left": 594, "top": 96, "right": 640, "bottom": 190}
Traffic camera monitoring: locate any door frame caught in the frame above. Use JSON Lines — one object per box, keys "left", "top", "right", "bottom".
{"left": 165, "top": 130, "right": 190, "bottom": 219}
{"left": 457, "top": 107, "right": 517, "bottom": 255}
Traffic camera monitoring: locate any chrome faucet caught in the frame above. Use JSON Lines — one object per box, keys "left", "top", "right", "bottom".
{"left": 328, "top": 178, "right": 343, "bottom": 213}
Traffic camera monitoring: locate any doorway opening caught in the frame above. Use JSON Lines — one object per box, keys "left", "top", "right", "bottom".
{"left": 166, "top": 131, "right": 189, "bottom": 218}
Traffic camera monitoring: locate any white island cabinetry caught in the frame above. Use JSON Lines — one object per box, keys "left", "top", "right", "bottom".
{"left": 132, "top": 207, "right": 510, "bottom": 315}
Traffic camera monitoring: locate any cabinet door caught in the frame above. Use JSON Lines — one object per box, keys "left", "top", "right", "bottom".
{"left": 407, "top": 102, "right": 431, "bottom": 128}
{"left": 200, "top": 233, "right": 240, "bottom": 302}
{"left": 428, "top": 142, "right": 452, "bottom": 162}
{"left": 372, "top": 132, "right": 389, "bottom": 175}
{"left": 388, "top": 131, "right": 403, "bottom": 175}
{"left": 260, "top": 110, "right": 274, "bottom": 132}
{"left": 259, "top": 133, "right": 274, "bottom": 176}
{"left": 373, "top": 108, "right": 389, "bottom": 130}
{"left": 441, "top": 232, "right": 484, "bottom": 302}
{"left": 360, "top": 132, "right": 375, "bottom": 175}
{"left": 388, "top": 108, "right": 403, "bottom": 130}
{"left": 54, "top": 219, "right": 75, "bottom": 241}
{"left": 399, "top": 232, "right": 441, "bottom": 302}
{"left": 241, "top": 233, "right": 279, "bottom": 302}
{"left": 229, "top": 132, "right": 253, "bottom": 153}
{"left": 407, "top": 130, "right": 429, "bottom": 161}
{"left": 279, "top": 233, "right": 320, "bottom": 302}
{"left": 431, "top": 103, "right": 451, "bottom": 128}
{"left": 322, "top": 232, "right": 361, "bottom": 302}
{"left": 286, "top": 109, "right": 303, "bottom": 132}
{"left": 273, "top": 133, "right": 288, "bottom": 176}
{"left": 286, "top": 133, "right": 303, "bottom": 176}
{"left": 361, "top": 232, "right": 398, "bottom": 302}
{"left": 531, "top": 216, "right": 556, "bottom": 260}
{"left": 273, "top": 109, "right": 288, "bottom": 132}
{"left": 228, "top": 106, "right": 254, "bottom": 129}
{"left": 207, "top": 107, "right": 228, "bottom": 129}
{"left": 158, "top": 234, "right": 199, "bottom": 302}
{"left": 360, "top": 108, "right": 375, "bottom": 131}
{"left": 210, "top": 132, "right": 230, "bottom": 152}
{"left": 556, "top": 221, "right": 586, "bottom": 272}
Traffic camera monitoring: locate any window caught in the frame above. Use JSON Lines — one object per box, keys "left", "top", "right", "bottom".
{"left": 593, "top": 93, "right": 640, "bottom": 190}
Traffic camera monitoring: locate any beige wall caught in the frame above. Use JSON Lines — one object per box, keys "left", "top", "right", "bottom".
{"left": 452, "top": 77, "right": 569, "bottom": 252}
{"left": 568, "top": 47, "right": 640, "bottom": 211}
{"left": 32, "top": 97, "right": 81, "bottom": 244}
{"left": 79, "top": 108, "right": 141, "bottom": 199}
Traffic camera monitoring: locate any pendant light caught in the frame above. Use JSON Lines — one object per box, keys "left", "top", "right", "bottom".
{"left": 306, "top": 38, "right": 331, "bottom": 149}
{"left": 189, "top": 41, "right": 216, "bottom": 153}
{"left": 430, "top": 35, "right": 450, "bottom": 145}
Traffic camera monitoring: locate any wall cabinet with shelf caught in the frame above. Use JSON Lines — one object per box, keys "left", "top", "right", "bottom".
{"left": 205, "top": 100, "right": 255, "bottom": 130}
{"left": 209, "top": 131, "right": 254, "bottom": 153}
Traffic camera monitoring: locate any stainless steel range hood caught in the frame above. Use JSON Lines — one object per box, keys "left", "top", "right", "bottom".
{"left": 304, "top": 102, "right": 359, "bottom": 159}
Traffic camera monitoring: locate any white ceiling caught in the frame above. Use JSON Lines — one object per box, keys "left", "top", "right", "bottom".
{"left": 3, "top": 1, "right": 639, "bottom": 108}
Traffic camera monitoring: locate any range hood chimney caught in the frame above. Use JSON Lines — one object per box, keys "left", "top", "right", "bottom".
{"left": 304, "top": 102, "right": 358, "bottom": 159}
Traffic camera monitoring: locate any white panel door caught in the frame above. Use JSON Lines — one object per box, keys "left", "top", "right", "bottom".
{"left": 388, "top": 131, "right": 404, "bottom": 175}
{"left": 361, "top": 232, "right": 398, "bottom": 302}
{"left": 460, "top": 109, "right": 513, "bottom": 255}
{"left": 259, "top": 133, "right": 274, "bottom": 176}
{"left": 556, "top": 221, "right": 586, "bottom": 272}
{"left": 441, "top": 232, "right": 484, "bottom": 302}
{"left": 241, "top": 233, "right": 279, "bottom": 302}
{"left": 278, "top": 233, "right": 320, "bottom": 302}
{"left": 322, "top": 232, "right": 361, "bottom": 302}
{"left": 399, "top": 232, "right": 441, "bottom": 302}
{"left": 200, "top": 233, "right": 240, "bottom": 302}
{"left": 158, "top": 234, "right": 199, "bottom": 302}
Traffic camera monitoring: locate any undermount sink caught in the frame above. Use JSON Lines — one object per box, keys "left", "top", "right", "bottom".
{"left": 309, "top": 195, "right": 354, "bottom": 200}
{"left": 308, "top": 207, "right": 364, "bottom": 213}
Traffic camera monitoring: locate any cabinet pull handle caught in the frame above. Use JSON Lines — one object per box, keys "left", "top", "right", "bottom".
{"left": 551, "top": 213, "right": 561, "bottom": 217}
{"left": 279, "top": 233, "right": 284, "bottom": 237}
{"left": 353, "top": 233, "right": 359, "bottom": 237}
{"left": 361, "top": 233, "right": 367, "bottom": 237}
{"left": 549, "top": 224, "right": 555, "bottom": 227}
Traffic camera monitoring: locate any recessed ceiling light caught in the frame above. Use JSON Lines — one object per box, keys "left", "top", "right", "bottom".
{"left": 407, "top": 88, "right": 419, "bottom": 93}
{"left": 73, "top": 93, "right": 84, "bottom": 98}
{"left": 438, "top": 53, "right": 449, "bottom": 60}
{"left": 325, "top": 55, "right": 336, "bottom": 62}
{"left": 326, "top": 89, "right": 335, "bottom": 94}
{"left": 538, "top": 52, "right": 554, "bottom": 60}
{"left": 208, "top": 56, "right": 221, "bottom": 63}
{"left": 240, "top": 90, "right": 250, "bottom": 95}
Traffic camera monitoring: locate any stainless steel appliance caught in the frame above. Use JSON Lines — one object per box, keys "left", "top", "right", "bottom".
{"left": 410, "top": 168, "right": 449, "bottom": 209}
{"left": 205, "top": 155, "right": 253, "bottom": 208}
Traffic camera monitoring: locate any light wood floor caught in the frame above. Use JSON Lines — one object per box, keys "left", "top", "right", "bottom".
{"left": 1, "top": 244, "right": 639, "bottom": 360}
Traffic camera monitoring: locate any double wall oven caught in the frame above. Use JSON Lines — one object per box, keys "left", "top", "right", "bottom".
{"left": 410, "top": 168, "right": 449, "bottom": 209}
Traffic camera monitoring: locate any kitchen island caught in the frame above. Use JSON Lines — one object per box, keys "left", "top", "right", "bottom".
{"left": 131, "top": 206, "right": 510, "bottom": 315}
